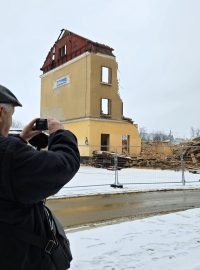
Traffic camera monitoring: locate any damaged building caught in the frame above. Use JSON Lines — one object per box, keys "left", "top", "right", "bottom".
{"left": 40, "top": 29, "right": 141, "bottom": 157}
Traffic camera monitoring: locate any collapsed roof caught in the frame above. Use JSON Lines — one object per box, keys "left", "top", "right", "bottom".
{"left": 41, "top": 29, "right": 114, "bottom": 74}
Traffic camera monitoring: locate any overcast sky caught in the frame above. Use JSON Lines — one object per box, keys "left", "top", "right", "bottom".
{"left": 1, "top": 0, "right": 199, "bottom": 138}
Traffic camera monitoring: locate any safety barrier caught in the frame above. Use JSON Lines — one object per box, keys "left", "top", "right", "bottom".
{"left": 53, "top": 144, "right": 200, "bottom": 197}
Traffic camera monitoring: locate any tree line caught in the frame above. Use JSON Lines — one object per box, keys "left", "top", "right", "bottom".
{"left": 140, "top": 127, "right": 200, "bottom": 142}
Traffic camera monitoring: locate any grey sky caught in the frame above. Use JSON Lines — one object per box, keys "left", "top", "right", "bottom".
{"left": 1, "top": 0, "right": 200, "bottom": 138}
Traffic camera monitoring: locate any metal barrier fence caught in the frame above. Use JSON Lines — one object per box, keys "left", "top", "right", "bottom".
{"left": 54, "top": 144, "right": 200, "bottom": 196}
{"left": 10, "top": 130, "right": 200, "bottom": 194}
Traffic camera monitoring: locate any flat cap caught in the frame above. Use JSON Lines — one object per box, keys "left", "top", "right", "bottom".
{"left": 0, "top": 85, "right": 22, "bottom": 107}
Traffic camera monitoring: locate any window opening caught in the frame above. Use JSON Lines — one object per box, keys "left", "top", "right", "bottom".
{"left": 101, "top": 134, "right": 110, "bottom": 151}
{"left": 51, "top": 46, "right": 56, "bottom": 61}
{"left": 122, "top": 135, "right": 130, "bottom": 154}
{"left": 101, "top": 98, "right": 111, "bottom": 116}
{"left": 101, "top": 67, "right": 112, "bottom": 84}
{"left": 60, "top": 45, "right": 67, "bottom": 58}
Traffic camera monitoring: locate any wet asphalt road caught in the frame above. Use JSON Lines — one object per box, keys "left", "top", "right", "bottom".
{"left": 46, "top": 190, "right": 200, "bottom": 228}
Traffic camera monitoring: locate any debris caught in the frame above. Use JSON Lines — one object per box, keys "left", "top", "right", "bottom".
{"left": 91, "top": 150, "right": 133, "bottom": 168}
{"left": 90, "top": 138, "right": 200, "bottom": 170}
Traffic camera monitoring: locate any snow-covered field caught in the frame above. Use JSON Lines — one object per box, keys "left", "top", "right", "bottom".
{"left": 68, "top": 208, "right": 200, "bottom": 270}
{"left": 54, "top": 166, "right": 200, "bottom": 198}
{"left": 58, "top": 166, "right": 200, "bottom": 269}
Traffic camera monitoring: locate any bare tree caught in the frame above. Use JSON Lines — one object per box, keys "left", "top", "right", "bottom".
{"left": 140, "top": 127, "right": 175, "bottom": 142}
{"left": 190, "top": 127, "right": 200, "bottom": 138}
{"left": 191, "top": 127, "right": 195, "bottom": 138}
{"left": 153, "top": 132, "right": 166, "bottom": 141}
{"left": 139, "top": 127, "right": 148, "bottom": 141}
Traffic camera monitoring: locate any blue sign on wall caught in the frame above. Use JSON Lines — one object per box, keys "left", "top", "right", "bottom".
{"left": 55, "top": 76, "right": 69, "bottom": 88}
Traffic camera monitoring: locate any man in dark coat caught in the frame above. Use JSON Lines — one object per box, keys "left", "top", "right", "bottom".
{"left": 0, "top": 84, "right": 80, "bottom": 270}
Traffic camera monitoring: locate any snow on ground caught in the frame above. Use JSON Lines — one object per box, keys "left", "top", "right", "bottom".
{"left": 68, "top": 208, "right": 200, "bottom": 270}
{"left": 55, "top": 166, "right": 200, "bottom": 269}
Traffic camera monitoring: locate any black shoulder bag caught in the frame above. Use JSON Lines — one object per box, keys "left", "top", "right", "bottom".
{"left": 0, "top": 203, "right": 73, "bottom": 270}
{"left": 43, "top": 204, "right": 73, "bottom": 270}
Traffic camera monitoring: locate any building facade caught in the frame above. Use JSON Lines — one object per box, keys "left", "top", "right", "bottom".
{"left": 40, "top": 29, "right": 141, "bottom": 156}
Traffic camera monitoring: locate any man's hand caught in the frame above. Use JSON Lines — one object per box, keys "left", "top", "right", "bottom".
{"left": 20, "top": 118, "right": 64, "bottom": 141}
{"left": 20, "top": 118, "right": 42, "bottom": 142}
{"left": 48, "top": 118, "right": 64, "bottom": 134}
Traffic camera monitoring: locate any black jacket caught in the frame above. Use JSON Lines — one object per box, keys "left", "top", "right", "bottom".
{"left": 0, "top": 129, "right": 80, "bottom": 270}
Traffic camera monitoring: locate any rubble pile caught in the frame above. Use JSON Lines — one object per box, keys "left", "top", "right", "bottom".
{"left": 90, "top": 138, "right": 200, "bottom": 171}
{"left": 91, "top": 150, "right": 133, "bottom": 169}
{"left": 135, "top": 141, "right": 180, "bottom": 169}
{"left": 173, "top": 137, "right": 200, "bottom": 171}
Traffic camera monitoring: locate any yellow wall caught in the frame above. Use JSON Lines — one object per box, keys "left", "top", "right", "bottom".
{"left": 40, "top": 52, "right": 123, "bottom": 121}
{"left": 40, "top": 53, "right": 91, "bottom": 120}
{"left": 63, "top": 120, "right": 90, "bottom": 156}
{"left": 90, "top": 54, "right": 123, "bottom": 119}
{"left": 63, "top": 119, "right": 141, "bottom": 156}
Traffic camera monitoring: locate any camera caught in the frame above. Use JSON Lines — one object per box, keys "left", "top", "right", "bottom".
{"left": 35, "top": 119, "right": 48, "bottom": 131}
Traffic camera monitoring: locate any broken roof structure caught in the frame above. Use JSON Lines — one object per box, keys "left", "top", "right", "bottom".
{"left": 41, "top": 29, "right": 114, "bottom": 74}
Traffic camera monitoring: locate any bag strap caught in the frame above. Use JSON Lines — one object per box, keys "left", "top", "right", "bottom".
{"left": 0, "top": 203, "right": 58, "bottom": 254}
